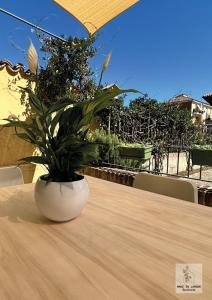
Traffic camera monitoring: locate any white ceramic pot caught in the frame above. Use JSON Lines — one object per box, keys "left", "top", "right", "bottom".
{"left": 34, "top": 176, "right": 89, "bottom": 222}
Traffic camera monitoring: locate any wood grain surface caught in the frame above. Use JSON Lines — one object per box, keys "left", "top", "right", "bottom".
{"left": 0, "top": 176, "right": 211, "bottom": 300}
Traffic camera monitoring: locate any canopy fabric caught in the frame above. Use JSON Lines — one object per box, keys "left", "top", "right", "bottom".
{"left": 53, "top": 0, "right": 140, "bottom": 35}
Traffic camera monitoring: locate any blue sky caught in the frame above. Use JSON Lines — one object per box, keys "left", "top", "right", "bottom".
{"left": 1, "top": 0, "right": 212, "bottom": 104}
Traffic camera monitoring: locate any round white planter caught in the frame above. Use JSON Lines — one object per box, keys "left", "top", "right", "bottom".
{"left": 34, "top": 176, "right": 89, "bottom": 222}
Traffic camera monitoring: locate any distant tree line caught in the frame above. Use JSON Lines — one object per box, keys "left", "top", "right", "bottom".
{"left": 99, "top": 95, "right": 199, "bottom": 148}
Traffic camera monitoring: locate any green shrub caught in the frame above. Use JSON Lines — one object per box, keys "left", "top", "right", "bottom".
{"left": 192, "top": 144, "right": 212, "bottom": 150}
{"left": 120, "top": 143, "right": 152, "bottom": 148}
{"left": 86, "top": 129, "right": 121, "bottom": 161}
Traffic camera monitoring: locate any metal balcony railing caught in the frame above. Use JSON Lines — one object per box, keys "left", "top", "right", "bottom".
{"left": 96, "top": 146, "right": 212, "bottom": 184}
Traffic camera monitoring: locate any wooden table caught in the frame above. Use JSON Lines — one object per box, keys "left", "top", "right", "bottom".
{"left": 0, "top": 176, "right": 211, "bottom": 300}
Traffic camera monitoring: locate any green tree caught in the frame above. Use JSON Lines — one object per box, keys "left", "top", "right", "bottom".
{"left": 35, "top": 35, "right": 97, "bottom": 106}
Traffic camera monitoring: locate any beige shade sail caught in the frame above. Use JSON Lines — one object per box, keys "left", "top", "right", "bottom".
{"left": 53, "top": 0, "right": 140, "bottom": 35}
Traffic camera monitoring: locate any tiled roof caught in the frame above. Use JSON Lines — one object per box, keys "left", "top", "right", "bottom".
{"left": 168, "top": 94, "right": 195, "bottom": 103}
{"left": 202, "top": 94, "right": 212, "bottom": 106}
{"left": 168, "top": 93, "right": 210, "bottom": 106}
{"left": 203, "top": 93, "right": 212, "bottom": 97}
{"left": 0, "top": 60, "right": 31, "bottom": 78}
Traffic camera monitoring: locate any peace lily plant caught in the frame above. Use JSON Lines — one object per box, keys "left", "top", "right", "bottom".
{"left": 4, "top": 41, "right": 137, "bottom": 222}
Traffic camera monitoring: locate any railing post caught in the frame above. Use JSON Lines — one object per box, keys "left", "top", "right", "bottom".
{"left": 177, "top": 148, "right": 180, "bottom": 175}
{"left": 167, "top": 147, "right": 170, "bottom": 174}
{"left": 187, "top": 150, "right": 191, "bottom": 178}
{"left": 200, "top": 165, "right": 202, "bottom": 180}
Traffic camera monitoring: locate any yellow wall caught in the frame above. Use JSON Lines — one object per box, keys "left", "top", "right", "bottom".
{"left": 0, "top": 64, "right": 38, "bottom": 182}
{"left": 0, "top": 67, "right": 29, "bottom": 124}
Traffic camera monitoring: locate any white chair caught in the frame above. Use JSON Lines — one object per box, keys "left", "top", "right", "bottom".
{"left": 133, "top": 172, "right": 198, "bottom": 203}
{"left": 0, "top": 166, "right": 24, "bottom": 187}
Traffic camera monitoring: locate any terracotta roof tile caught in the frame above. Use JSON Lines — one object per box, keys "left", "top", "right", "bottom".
{"left": 168, "top": 94, "right": 194, "bottom": 103}
{"left": 203, "top": 93, "right": 212, "bottom": 97}
{"left": 202, "top": 94, "right": 212, "bottom": 106}
{"left": 168, "top": 93, "right": 210, "bottom": 106}
{"left": 0, "top": 60, "right": 31, "bottom": 78}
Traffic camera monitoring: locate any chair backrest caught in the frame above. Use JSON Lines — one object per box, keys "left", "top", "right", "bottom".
{"left": 133, "top": 172, "right": 198, "bottom": 203}
{"left": 0, "top": 166, "right": 24, "bottom": 187}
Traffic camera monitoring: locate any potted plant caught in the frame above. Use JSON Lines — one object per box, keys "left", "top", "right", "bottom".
{"left": 191, "top": 145, "right": 212, "bottom": 166}
{"left": 4, "top": 42, "right": 137, "bottom": 222}
{"left": 118, "top": 143, "right": 153, "bottom": 160}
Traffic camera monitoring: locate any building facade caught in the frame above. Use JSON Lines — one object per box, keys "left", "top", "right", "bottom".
{"left": 168, "top": 94, "right": 212, "bottom": 133}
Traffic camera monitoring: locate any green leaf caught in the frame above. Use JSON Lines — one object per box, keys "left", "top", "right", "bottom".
{"left": 55, "top": 137, "right": 82, "bottom": 154}
{"left": 3, "top": 119, "right": 33, "bottom": 130}
{"left": 46, "top": 99, "right": 73, "bottom": 115}
{"left": 15, "top": 132, "right": 34, "bottom": 143}
{"left": 82, "top": 85, "right": 140, "bottom": 115}
{"left": 50, "top": 109, "right": 64, "bottom": 136}
{"left": 20, "top": 87, "right": 48, "bottom": 115}
{"left": 18, "top": 156, "right": 48, "bottom": 165}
